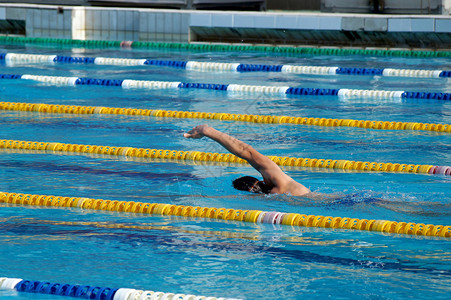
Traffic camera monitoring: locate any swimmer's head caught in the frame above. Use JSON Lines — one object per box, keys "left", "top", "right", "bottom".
{"left": 232, "top": 176, "right": 272, "bottom": 194}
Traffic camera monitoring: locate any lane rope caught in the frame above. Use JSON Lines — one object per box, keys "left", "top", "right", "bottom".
{"left": 0, "top": 139, "right": 450, "bottom": 176}
{"left": 1, "top": 52, "right": 449, "bottom": 78}
{"left": 1, "top": 192, "right": 450, "bottom": 238}
{"left": 1, "top": 73, "right": 450, "bottom": 101}
{"left": 1, "top": 101, "right": 450, "bottom": 133}
{"left": 0, "top": 277, "right": 239, "bottom": 300}
{"left": 0, "top": 36, "right": 450, "bottom": 58}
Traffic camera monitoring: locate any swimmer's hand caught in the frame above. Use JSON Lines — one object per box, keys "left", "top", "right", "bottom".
{"left": 184, "top": 124, "right": 210, "bottom": 139}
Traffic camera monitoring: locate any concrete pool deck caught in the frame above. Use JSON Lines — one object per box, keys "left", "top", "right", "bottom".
{"left": 0, "top": 3, "right": 450, "bottom": 49}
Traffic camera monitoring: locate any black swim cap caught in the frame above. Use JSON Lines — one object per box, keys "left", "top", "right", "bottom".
{"left": 233, "top": 176, "right": 259, "bottom": 191}
{"left": 232, "top": 176, "right": 272, "bottom": 194}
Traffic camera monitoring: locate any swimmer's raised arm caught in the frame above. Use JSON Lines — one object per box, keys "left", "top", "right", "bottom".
{"left": 183, "top": 124, "right": 275, "bottom": 173}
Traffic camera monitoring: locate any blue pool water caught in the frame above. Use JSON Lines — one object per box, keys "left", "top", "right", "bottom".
{"left": 0, "top": 44, "right": 450, "bottom": 299}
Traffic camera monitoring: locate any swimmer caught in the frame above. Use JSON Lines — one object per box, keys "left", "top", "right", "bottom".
{"left": 184, "top": 124, "right": 311, "bottom": 196}
{"left": 183, "top": 125, "right": 451, "bottom": 216}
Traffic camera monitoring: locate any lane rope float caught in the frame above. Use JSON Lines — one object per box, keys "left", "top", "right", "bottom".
{"left": 1, "top": 101, "right": 450, "bottom": 133}
{"left": 1, "top": 52, "right": 449, "bottom": 78}
{"left": 1, "top": 73, "right": 450, "bottom": 100}
{"left": 0, "top": 192, "right": 450, "bottom": 238}
{"left": 0, "top": 139, "right": 450, "bottom": 176}
{"left": 0, "top": 36, "right": 450, "bottom": 58}
{"left": 0, "top": 277, "right": 239, "bottom": 300}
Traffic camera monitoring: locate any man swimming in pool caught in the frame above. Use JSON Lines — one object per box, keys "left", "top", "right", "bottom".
{"left": 183, "top": 125, "right": 451, "bottom": 216}
{"left": 184, "top": 124, "right": 311, "bottom": 196}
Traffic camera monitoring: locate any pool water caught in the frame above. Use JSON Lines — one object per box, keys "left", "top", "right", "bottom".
{"left": 0, "top": 44, "right": 450, "bottom": 299}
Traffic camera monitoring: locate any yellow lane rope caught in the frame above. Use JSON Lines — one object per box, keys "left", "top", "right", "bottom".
{"left": 1, "top": 101, "right": 450, "bottom": 133}
{"left": 1, "top": 192, "right": 449, "bottom": 238}
{"left": 0, "top": 138, "right": 446, "bottom": 175}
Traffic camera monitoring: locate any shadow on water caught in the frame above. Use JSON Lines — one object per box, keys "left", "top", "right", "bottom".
{"left": 0, "top": 217, "right": 449, "bottom": 278}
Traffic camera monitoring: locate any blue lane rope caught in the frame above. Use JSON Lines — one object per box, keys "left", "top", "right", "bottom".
{"left": 0, "top": 74, "right": 21, "bottom": 79}
{"left": 1, "top": 73, "right": 450, "bottom": 100}
{"left": 0, "top": 277, "right": 239, "bottom": 300}
{"left": 0, "top": 52, "right": 449, "bottom": 78}
{"left": 144, "top": 59, "right": 187, "bottom": 68}
{"left": 0, "top": 278, "right": 117, "bottom": 300}
{"left": 16, "top": 280, "right": 117, "bottom": 299}
{"left": 76, "top": 78, "right": 124, "bottom": 86}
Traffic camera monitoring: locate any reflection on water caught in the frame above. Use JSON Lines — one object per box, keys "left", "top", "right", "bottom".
{"left": 0, "top": 210, "right": 450, "bottom": 299}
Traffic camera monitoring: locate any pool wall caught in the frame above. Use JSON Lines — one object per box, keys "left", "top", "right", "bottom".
{"left": 0, "top": 3, "right": 450, "bottom": 48}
